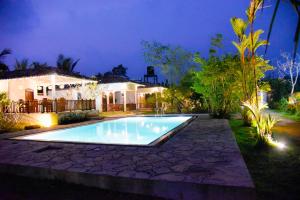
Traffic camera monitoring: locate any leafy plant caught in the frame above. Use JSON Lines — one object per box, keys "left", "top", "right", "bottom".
{"left": 0, "top": 113, "right": 22, "bottom": 132}
{"left": 243, "top": 101, "right": 278, "bottom": 146}
{"left": 0, "top": 48, "right": 11, "bottom": 72}
{"left": 58, "top": 112, "right": 88, "bottom": 125}
{"left": 57, "top": 54, "right": 80, "bottom": 72}
{"left": 193, "top": 54, "right": 242, "bottom": 118}
{"left": 278, "top": 98, "right": 289, "bottom": 112}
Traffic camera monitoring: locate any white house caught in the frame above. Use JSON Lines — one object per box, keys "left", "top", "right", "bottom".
{"left": 0, "top": 67, "right": 165, "bottom": 113}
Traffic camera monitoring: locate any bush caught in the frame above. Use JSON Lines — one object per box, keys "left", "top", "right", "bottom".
{"left": 278, "top": 98, "right": 289, "bottom": 112}
{"left": 0, "top": 113, "right": 23, "bottom": 132}
{"left": 58, "top": 112, "right": 88, "bottom": 125}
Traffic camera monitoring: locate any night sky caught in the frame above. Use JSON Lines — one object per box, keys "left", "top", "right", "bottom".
{"left": 0, "top": 0, "right": 297, "bottom": 80}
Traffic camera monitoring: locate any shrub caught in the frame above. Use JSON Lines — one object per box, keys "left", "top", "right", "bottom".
{"left": 58, "top": 112, "right": 88, "bottom": 125}
{"left": 0, "top": 113, "right": 23, "bottom": 132}
{"left": 278, "top": 98, "right": 289, "bottom": 112}
{"left": 287, "top": 104, "right": 297, "bottom": 114}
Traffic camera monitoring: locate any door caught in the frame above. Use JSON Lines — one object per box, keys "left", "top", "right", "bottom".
{"left": 25, "top": 89, "right": 34, "bottom": 101}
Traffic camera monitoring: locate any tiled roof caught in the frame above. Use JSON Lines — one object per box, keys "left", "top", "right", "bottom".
{"left": 0, "top": 67, "right": 93, "bottom": 80}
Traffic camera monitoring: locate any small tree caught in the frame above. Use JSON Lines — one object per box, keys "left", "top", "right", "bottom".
{"left": 277, "top": 52, "right": 300, "bottom": 95}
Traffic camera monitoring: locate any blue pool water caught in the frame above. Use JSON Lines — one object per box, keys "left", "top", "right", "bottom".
{"left": 18, "top": 116, "right": 191, "bottom": 145}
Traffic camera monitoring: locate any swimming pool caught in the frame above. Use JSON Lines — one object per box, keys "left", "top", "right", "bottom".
{"left": 16, "top": 116, "right": 192, "bottom": 146}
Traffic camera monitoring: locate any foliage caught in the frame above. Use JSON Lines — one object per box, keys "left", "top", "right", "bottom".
{"left": 277, "top": 52, "right": 300, "bottom": 95}
{"left": 57, "top": 54, "right": 80, "bottom": 72}
{"left": 0, "top": 48, "right": 11, "bottom": 72}
{"left": 142, "top": 40, "right": 195, "bottom": 85}
{"left": 0, "top": 92, "right": 10, "bottom": 108}
{"left": 229, "top": 119, "right": 300, "bottom": 199}
{"left": 267, "top": 78, "right": 290, "bottom": 109}
{"left": 278, "top": 98, "right": 289, "bottom": 112}
{"left": 192, "top": 53, "right": 242, "bottom": 118}
{"left": 158, "top": 70, "right": 206, "bottom": 113}
{"left": 112, "top": 64, "right": 127, "bottom": 77}
{"left": 242, "top": 101, "right": 278, "bottom": 146}
{"left": 231, "top": 0, "right": 271, "bottom": 106}
{"left": 0, "top": 113, "right": 22, "bottom": 132}
{"left": 15, "top": 59, "right": 29, "bottom": 70}
{"left": 58, "top": 112, "right": 88, "bottom": 125}
{"left": 31, "top": 62, "right": 49, "bottom": 69}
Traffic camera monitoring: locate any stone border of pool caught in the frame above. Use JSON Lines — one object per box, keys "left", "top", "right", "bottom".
{"left": 0, "top": 115, "right": 255, "bottom": 200}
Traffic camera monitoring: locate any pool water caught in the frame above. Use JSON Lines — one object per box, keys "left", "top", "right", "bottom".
{"left": 17, "top": 116, "right": 192, "bottom": 145}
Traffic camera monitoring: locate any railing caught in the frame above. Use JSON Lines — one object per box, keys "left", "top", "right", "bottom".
{"left": 2, "top": 99, "right": 96, "bottom": 114}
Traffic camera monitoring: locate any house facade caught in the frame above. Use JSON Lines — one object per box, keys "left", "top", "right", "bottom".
{"left": 0, "top": 67, "right": 165, "bottom": 113}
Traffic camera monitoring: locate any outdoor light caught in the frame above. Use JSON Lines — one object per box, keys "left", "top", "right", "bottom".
{"left": 59, "top": 85, "right": 64, "bottom": 89}
{"left": 48, "top": 85, "right": 52, "bottom": 90}
{"left": 37, "top": 86, "right": 42, "bottom": 90}
{"left": 276, "top": 142, "right": 286, "bottom": 150}
{"left": 38, "top": 114, "right": 54, "bottom": 127}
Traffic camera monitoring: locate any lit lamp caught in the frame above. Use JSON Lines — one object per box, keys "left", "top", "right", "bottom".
{"left": 59, "top": 85, "right": 64, "bottom": 89}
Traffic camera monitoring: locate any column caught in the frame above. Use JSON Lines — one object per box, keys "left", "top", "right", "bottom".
{"left": 43, "top": 85, "right": 47, "bottom": 97}
{"left": 135, "top": 91, "right": 138, "bottom": 110}
{"left": 96, "top": 92, "right": 102, "bottom": 112}
{"left": 112, "top": 91, "right": 116, "bottom": 105}
{"left": 51, "top": 75, "right": 56, "bottom": 99}
{"left": 123, "top": 91, "right": 127, "bottom": 112}
{"left": 106, "top": 92, "right": 109, "bottom": 112}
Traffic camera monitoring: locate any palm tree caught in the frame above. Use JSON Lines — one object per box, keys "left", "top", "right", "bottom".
{"left": 31, "top": 62, "right": 48, "bottom": 69}
{"left": 15, "top": 59, "right": 29, "bottom": 70}
{"left": 56, "top": 54, "right": 80, "bottom": 72}
{"left": 0, "top": 48, "right": 11, "bottom": 72}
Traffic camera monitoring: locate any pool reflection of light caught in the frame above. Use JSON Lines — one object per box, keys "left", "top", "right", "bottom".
{"left": 19, "top": 116, "right": 191, "bottom": 145}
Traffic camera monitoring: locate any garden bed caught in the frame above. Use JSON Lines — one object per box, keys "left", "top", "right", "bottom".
{"left": 230, "top": 119, "right": 300, "bottom": 200}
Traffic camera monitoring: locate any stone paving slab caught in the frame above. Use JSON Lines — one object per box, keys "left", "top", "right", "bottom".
{"left": 0, "top": 117, "right": 255, "bottom": 200}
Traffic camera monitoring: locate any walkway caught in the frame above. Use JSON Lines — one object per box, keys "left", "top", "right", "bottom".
{"left": 0, "top": 116, "right": 254, "bottom": 200}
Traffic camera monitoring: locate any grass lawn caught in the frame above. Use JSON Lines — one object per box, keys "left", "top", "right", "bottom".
{"left": 273, "top": 109, "right": 300, "bottom": 122}
{"left": 230, "top": 119, "right": 300, "bottom": 200}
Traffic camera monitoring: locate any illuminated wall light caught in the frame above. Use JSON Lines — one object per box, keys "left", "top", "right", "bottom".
{"left": 37, "top": 114, "right": 55, "bottom": 127}
{"left": 59, "top": 85, "right": 64, "bottom": 89}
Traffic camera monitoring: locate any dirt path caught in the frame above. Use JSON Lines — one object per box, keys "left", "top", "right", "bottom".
{"left": 265, "top": 109, "right": 300, "bottom": 140}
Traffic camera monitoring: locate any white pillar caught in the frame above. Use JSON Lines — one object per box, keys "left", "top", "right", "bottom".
{"left": 80, "top": 81, "right": 84, "bottom": 99}
{"left": 51, "top": 75, "right": 56, "bottom": 99}
{"left": 123, "top": 91, "right": 127, "bottom": 112}
{"left": 135, "top": 91, "right": 138, "bottom": 110}
{"left": 96, "top": 92, "right": 102, "bottom": 112}
{"left": 113, "top": 91, "right": 115, "bottom": 104}
{"left": 106, "top": 92, "right": 109, "bottom": 112}
{"left": 43, "top": 85, "right": 47, "bottom": 98}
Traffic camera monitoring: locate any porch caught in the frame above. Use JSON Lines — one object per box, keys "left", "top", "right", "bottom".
{"left": 3, "top": 99, "right": 96, "bottom": 114}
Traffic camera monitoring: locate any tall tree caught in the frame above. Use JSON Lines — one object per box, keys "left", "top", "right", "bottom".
{"left": 0, "top": 48, "right": 11, "bottom": 72}
{"left": 14, "top": 59, "right": 29, "bottom": 70}
{"left": 277, "top": 52, "right": 300, "bottom": 95}
{"left": 56, "top": 54, "right": 80, "bottom": 72}
{"left": 142, "top": 41, "right": 194, "bottom": 85}
{"left": 231, "top": 0, "right": 270, "bottom": 106}
{"left": 112, "top": 64, "right": 128, "bottom": 77}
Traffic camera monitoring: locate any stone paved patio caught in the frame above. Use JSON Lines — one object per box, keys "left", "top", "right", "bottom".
{"left": 0, "top": 116, "right": 255, "bottom": 200}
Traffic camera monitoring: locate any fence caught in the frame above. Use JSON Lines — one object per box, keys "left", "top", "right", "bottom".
{"left": 2, "top": 99, "right": 96, "bottom": 113}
